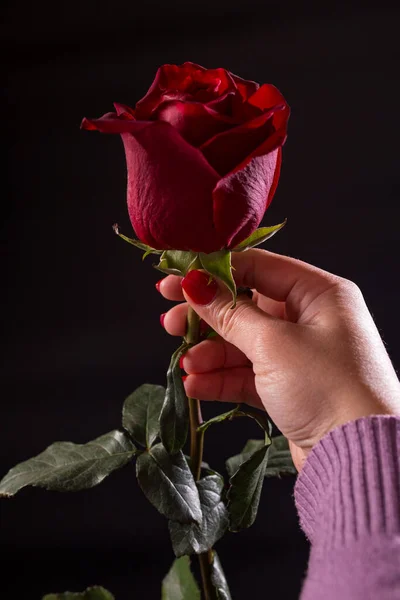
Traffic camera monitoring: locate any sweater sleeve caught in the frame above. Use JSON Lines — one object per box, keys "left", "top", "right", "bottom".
{"left": 294, "top": 415, "right": 400, "bottom": 600}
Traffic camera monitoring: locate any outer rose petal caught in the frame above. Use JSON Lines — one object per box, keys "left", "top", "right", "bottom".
{"left": 120, "top": 121, "right": 224, "bottom": 252}
{"left": 212, "top": 148, "right": 280, "bottom": 249}
{"left": 81, "top": 113, "right": 152, "bottom": 134}
{"left": 248, "top": 84, "right": 290, "bottom": 131}
{"left": 230, "top": 73, "right": 259, "bottom": 101}
{"left": 114, "top": 103, "right": 135, "bottom": 117}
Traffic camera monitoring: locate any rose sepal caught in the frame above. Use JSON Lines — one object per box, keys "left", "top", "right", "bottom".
{"left": 113, "top": 224, "right": 162, "bottom": 259}
{"left": 154, "top": 250, "right": 200, "bottom": 277}
{"left": 199, "top": 249, "right": 237, "bottom": 307}
{"left": 232, "top": 219, "right": 287, "bottom": 252}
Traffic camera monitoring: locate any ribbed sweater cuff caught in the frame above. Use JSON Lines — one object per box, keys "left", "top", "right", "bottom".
{"left": 294, "top": 415, "right": 400, "bottom": 549}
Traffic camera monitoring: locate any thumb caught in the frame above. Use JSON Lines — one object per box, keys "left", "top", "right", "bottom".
{"left": 181, "top": 269, "right": 271, "bottom": 362}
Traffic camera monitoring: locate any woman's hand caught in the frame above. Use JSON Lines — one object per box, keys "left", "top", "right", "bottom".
{"left": 157, "top": 249, "right": 400, "bottom": 470}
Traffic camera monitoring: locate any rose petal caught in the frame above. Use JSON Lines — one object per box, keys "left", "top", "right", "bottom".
{"left": 206, "top": 91, "right": 236, "bottom": 115}
{"left": 113, "top": 103, "right": 135, "bottom": 118}
{"left": 200, "top": 106, "right": 285, "bottom": 176}
{"left": 248, "top": 84, "right": 290, "bottom": 130}
{"left": 81, "top": 112, "right": 155, "bottom": 134}
{"left": 230, "top": 73, "right": 260, "bottom": 101}
{"left": 135, "top": 63, "right": 237, "bottom": 119}
{"left": 212, "top": 148, "right": 280, "bottom": 249}
{"left": 156, "top": 100, "right": 237, "bottom": 147}
{"left": 120, "top": 121, "right": 224, "bottom": 252}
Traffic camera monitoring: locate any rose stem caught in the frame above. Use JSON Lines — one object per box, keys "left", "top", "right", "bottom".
{"left": 185, "top": 303, "right": 216, "bottom": 600}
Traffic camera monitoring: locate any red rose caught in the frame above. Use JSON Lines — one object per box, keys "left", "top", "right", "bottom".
{"left": 81, "top": 62, "right": 289, "bottom": 253}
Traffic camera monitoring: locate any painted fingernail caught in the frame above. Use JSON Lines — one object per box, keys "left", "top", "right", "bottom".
{"left": 182, "top": 375, "right": 188, "bottom": 382}
{"left": 160, "top": 313, "right": 166, "bottom": 328}
{"left": 155, "top": 279, "right": 163, "bottom": 292}
{"left": 181, "top": 270, "right": 218, "bottom": 305}
{"left": 179, "top": 354, "right": 185, "bottom": 370}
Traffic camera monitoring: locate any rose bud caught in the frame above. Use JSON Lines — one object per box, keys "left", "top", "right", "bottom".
{"left": 81, "top": 62, "right": 289, "bottom": 253}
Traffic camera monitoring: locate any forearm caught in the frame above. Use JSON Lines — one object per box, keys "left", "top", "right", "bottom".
{"left": 294, "top": 415, "right": 400, "bottom": 600}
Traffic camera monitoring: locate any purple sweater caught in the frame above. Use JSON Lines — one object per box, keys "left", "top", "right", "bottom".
{"left": 294, "top": 415, "right": 400, "bottom": 599}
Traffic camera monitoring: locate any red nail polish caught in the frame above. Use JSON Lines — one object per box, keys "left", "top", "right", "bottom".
{"left": 155, "top": 279, "right": 163, "bottom": 292}
{"left": 181, "top": 270, "right": 218, "bottom": 305}
{"left": 160, "top": 313, "right": 166, "bottom": 328}
{"left": 182, "top": 375, "right": 188, "bottom": 382}
{"left": 179, "top": 355, "right": 185, "bottom": 370}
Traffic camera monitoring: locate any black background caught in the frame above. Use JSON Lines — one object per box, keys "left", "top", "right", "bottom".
{"left": 2, "top": 1, "right": 400, "bottom": 598}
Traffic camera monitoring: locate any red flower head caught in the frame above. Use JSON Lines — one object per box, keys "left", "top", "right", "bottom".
{"left": 81, "top": 62, "right": 289, "bottom": 253}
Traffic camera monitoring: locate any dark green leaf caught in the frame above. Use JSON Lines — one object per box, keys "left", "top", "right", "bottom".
{"left": 265, "top": 435, "right": 297, "bottom": 478}
{"left": 197, "top": 406, "right": 240, "bottom": 433}
{"left": 236, "top": 404, "right": 273, "bottom": 438}
{"left": 155, "top": 250, "right": 199, "bottom": 277}
{"left": 227, "top": 443, "right": 269, "bottom": 531}
{"left": 136, "top": 443, "right": 202, "bottom": 524}
{"left": 0, "top": 431, "right": 136, "bottom": 497}
{"left": 210, "top": 551, "right": 232, "bottom": 600}
{"left": 160, "top": 344, "right": 190, "bottom": 454}
{"left": 112, "top": 224, "right": 162, "bottom": 256}
{"left": 162, "top": 556, "right": 201, "bottom": 600}
{"left": 169, "top": 474, "right": 228, "bottom": 556}
{"left": 232, "top": 220, "right": 287, "bottom": 252}
{"left": 42, "top": 586, "right": 114, "bottom": 600}
{"left": 199, "top": 250, "right": 236, "bottom": 307}
{"left": 199, "top": 404, "right": 272, "bottom": 438}
{"left": 122, "top": 383, "right": 165, "bottom": 449}
{"left": 225, "top": 438, "right": 265, "bottom": 478}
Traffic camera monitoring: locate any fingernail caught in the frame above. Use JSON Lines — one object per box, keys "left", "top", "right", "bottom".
{"left": 182, "top": 375, "right": 188, "bottom": 382}
{"left": 155, "top": 279, "right": 163, "bottom": 292}
{"left": 179, "top": 354, "right": 185, "bottom": 370}
{"left": 160, "top": 313, "right": 166, "bottom": 328}
{"left": 181, "top": 270, "right": 218, "bottom": 305}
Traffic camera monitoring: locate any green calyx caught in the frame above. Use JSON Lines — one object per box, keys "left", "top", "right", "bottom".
{"left": 114, "top": 220, "right": 287, "bottom": 307}
{"left": 231, "top": 220, "right": 287, "bottom": 252}
{"left": 155, "top": 249, "right": 237, "bottom": 307}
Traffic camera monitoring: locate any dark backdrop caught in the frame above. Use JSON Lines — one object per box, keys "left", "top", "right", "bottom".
{"left": 2, "top": 2, "right": 400, "bottom": 598}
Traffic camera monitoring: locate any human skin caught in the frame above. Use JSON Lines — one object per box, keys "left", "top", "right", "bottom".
{"left": 157, "top": 249, "right": 400, "bottom": 471}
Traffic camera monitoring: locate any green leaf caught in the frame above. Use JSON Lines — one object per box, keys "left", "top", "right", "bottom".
{"left": 122, "top": 383, "right": 165, "bottom": 449}
{"left": 136, "top": 443, "right": 202, "bottom": 524}
{"left": 232, "top": 220, "right": 287, "bottom": 252}
{"left": 199, "top": 249, "right": 237, "bottom": 307}
{"left": 227, "top": 442, "right": 270, "bottom": 531}
{"left": 42, "top": 586, "right": 114, "bottom": 600}
{"left": 112, "top": 224, "right": 162, "bottom": 257}
{"left": 210, "top": 551, "right": 232, "bottom": 600}
{"left": 199, "top": 404, "right": 272, "bottom": 439}
{"left": 265, "top": 435, "right": 297, "bottom": 478}
{"left": 160, "top": 344, "right": 190, "bottom": 455}
{"left": 162, "top": 556, "right": 201, "bottom": 600}
{"left": 168, "top": 474, "right": 229, "bottom": 556}
{"left": 155, "top": 250, "right": 199, "bottom": 277}
{"left": 197, "top": 406, "right": 241, "bottom": 433}
{"left": 225, "top": 438, "right": 265, "bottom": 478}
{"left": 0, "top": 431, "right": 136, "bottom": 497}
{"left": 225, "top": 439, "right": 264, "bottom": 478}
{"left": 236, "top": 404, "right": 273, "bottom": 438}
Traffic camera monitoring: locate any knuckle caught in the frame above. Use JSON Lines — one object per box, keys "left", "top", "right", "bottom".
{"left": 215, "top": 300, "right": 254, "bottom": 342}
{"left": 336, "top": 277, "right": 363, "bottom": 300}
